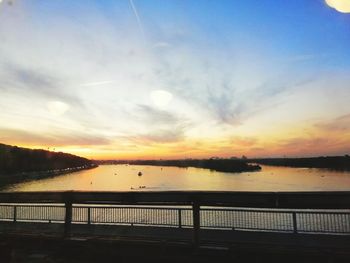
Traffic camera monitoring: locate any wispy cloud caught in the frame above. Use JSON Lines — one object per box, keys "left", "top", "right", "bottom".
{"left": 315, "top": 114, "right": 350, "bottom": 132}
{"left": 285, "top": 53, "right": 330, "bottom": 63}
{"left": 0, "top": 60, "right": 79, "bottom": 105}
{"left": 0, "top": 128, "right": 111, "bottom": 147}
{"left": 129, "top": 127, "right": 185, "bottom": 144}
{"left": 153, "top": 42, "right": 171, "bottom": 49}
{"left": 135, "top": 104, "right": 182, "bottom": 126}
{"left": 125, "top": 105, "right": 191, "bottom": 144}
{"left": 229, "top": 136, "right": 258, "bottom": 147}
{"left": 80, "top": 80, "right": 114, "bottom": 87}
{"left": 205, "top": 83, "right": 244, "bottom": 125}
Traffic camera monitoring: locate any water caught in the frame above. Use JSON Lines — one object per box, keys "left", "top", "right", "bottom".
{"left": 2, "top": 165, "right": 350, "bottom": 234}
{"left": 3, "top": 164, "right": 350, "bottom": 192}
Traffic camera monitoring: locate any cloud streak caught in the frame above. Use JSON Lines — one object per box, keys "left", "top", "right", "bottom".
{"left": 130, "top": 127, "right": 185, "bottom": 144}
{"left": 0, "top": 60, "right": 79, "bottom": 105}
{"left": 80, "top": 80, "right": 114, "bottom": 87}
{"left": 129, "top": 0, "right": 146, "bottom": 39}
{"left": 315, "top": 114, "right": 350, "bottom": 132}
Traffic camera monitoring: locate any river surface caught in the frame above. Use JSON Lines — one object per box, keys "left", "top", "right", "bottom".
{"left": 3, "top": 164, "right": 350, "bottom": 192}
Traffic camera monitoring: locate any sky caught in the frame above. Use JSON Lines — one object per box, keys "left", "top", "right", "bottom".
{"left": 0, "top": 0, "right": 350, "bottom": 160}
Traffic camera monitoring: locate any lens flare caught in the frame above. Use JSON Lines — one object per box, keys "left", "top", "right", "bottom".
{"left": 325, "top": 0, "right": 350, "bottom": 13}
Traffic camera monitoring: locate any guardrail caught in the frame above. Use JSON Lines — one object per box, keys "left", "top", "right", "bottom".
{"left": 0, "top": 191, "right": 350, "bottom": 246}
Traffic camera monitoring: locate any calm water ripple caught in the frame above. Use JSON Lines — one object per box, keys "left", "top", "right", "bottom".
{"left": 3, "top": 164, "right": 350, "bottom": 192}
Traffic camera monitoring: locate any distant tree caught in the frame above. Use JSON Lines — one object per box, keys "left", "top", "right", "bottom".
{"left": 0, "top": 143, "right": 93, "bottom": 175}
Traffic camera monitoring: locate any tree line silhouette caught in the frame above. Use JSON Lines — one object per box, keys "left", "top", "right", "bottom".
{"left": 98, "top": 158, "right": 261, "bottom": 173}
{"left": 0, "top": 143, "right": 96, "bottom": 187}
{"left": 251, "top": 156, "right": 350, "bottom": 171}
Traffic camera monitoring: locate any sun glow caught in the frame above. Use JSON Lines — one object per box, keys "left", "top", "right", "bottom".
{"left": 47, "top": 101, "right": 70, "bottom": 116}
{"left": 150, "top": 90, "right": 173, "bottom": 109}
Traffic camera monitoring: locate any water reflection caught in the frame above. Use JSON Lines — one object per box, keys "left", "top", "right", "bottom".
{"left": 4, "top": 164, "right": 350, "bottom": 192}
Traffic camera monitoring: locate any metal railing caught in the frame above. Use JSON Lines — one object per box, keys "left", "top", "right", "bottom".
{"left": 0, "top": 204, "right": 65, "bottom": 223}
{"left": 1, "top": 204, "right": 349, "bottom": 233}
{"left": 72, "top": 205, "right": 193, "bottom": 227}
{"left": 0, "top": 191, "right": 350, "bottom": 245}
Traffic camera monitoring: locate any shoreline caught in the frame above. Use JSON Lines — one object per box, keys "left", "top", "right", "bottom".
{"left": 97, "top": 159, "right": 262, "bottom": 173}
{"left": 0, "top": 164, "right": 98, "bottom": 190}
{"left": 125, "top": 163, "right": 262, "bottom": 173}
{"left": 251, "top": 156, "right": 350, "bottom": 171}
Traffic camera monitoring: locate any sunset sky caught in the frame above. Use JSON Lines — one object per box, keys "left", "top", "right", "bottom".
{"left": 0, "top": 0, "right": 350, "bottom": 160}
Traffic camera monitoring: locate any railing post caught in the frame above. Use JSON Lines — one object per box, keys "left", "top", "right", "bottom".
{"left": 87, "top": 207, "right": 91, "bottom": 225}
{"left": 192, "top": 201, "right": 200, "bottom": 248}
{"left": 178, "top": 209, "right": 182, "bottom": 228}
{"left": 64, "top": 198, "right": 73, "bottom": 237}
{"left": 292, "top": 212, "right": 297, "bottom": 234}
{"left": 13, "top": 206, "right": 17, "bottom": 223}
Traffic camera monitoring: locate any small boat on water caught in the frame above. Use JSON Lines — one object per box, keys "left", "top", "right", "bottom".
{"left": 138, "top": 172, "right": 142, "bottom": 176}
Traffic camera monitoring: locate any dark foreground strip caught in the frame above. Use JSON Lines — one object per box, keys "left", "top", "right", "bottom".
{"left": 1, "top": 225, "right": 350, "bottom": 263}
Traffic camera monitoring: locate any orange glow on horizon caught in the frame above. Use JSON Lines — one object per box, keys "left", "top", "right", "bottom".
{"left": 6, "top": 125, "right": 349, "bottom": 160}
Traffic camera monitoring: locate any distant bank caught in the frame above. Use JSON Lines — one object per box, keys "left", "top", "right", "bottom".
{"left": 0, "top": 143, "right": 97, "bottom": 188}
{"left": 97, "top": 158, "right": 261, "bottom": 173}
{"left": 97, "top": 155, "right": 350, "bottom": 173}
{"left": 250, "top": 156, "right": 350, "bottom": 171}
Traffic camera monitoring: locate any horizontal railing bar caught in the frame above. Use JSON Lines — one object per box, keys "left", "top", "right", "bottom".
{"left": 201, "top": 208, "right": 350, "bottom": 215}
{"left": 14, "top": 219, "right": 65, "bottom": 222}
{"left": 201, "top": 226, "right": 294, "bottom": 231}
{"left": 70, "top": 222, "right": 195, "bottom": 228}
{"left": 83, "top": 222, "right": 182, "bottom": 226}
{"left": 294, "top": 211, "right": 350, "bottom": 215}
{"left": 72, "top": 204, "right": 192, "bottom": 208}
{"left": 1, "top": 191, "right": 350, "bottom": 209}
{"left": 73, "top": 206, "right": 192, "bottom": 211}
{"left": 200, "top": 226, "right": 349, "bottom": 233}
{"left": 0, "top": 205, "right": 65, "bottom": 208}
{"left": 201, "top": 208, "right": 293, "bottom": 214}
{"left": 297, "top": 230, "right": 350, "bottom": 234}
{"left": 0, "top": 204, "right": 65, "bottom": 207}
